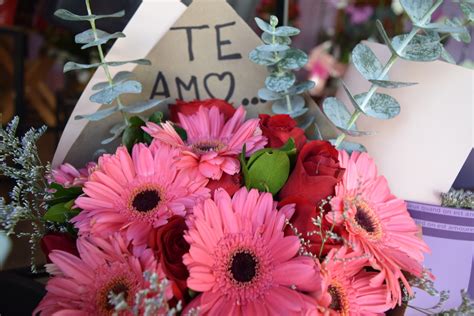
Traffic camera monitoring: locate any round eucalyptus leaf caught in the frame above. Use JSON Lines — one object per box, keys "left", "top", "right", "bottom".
{"left": 75, "top": 106, "right": 118, "bottom": 121}
{"left": 261, "top": 32, "right": 291, "bottom": 45}
{"left": 90, "top": 80, "right": 142, "bottom": 104}
{"left": 446, "top": 18, "right": 471, "bottom": 43}
{"left": 460, "top": 2, "right": 474, "bottom": 22}
{"left": 63, "top": 61, "right": 101, "bottom": 73}
{"left": 392, "top": 34, "right": 442, "bottom": 61}
{"left": 272, "top": 95, "right": 306, "bottom": 117}
{"left": 255, "top": 17, "right": 273, "bottom": 33}
{"left": 75, "top": 29, "right": 108, "bottom": 44}
{"left": 106, "top": 59, "right": 151, "bottom": 67}
{"left": 399, "top": 0, "right": 433, "bottom": 24}
{"left": 352, "top": 43, "right": 386, "bottom": 80}
{"left": 92, "top": 71, "right": 134, "bottom": 91}
{"left": 278, "top": 48, "right": 308, "bottom": 70}
{"left": 102, "top": 123, "right": 127, "bottom": 145}
{"left": 419, "top": 22, "right": 467, "bottom": 33}
{"left": 256, "top": 44, "right": 290, "bottom": 52}
{"left": 274, "top": 26, "right": 300, "bottom": 37}
{"left": 258, "top": 88, "right": 282, "bottom": 101}
{"left": 354, "top": 92, "right": 401, "bottom": 119}
{"left": 288, "top": 81, "right": 315, "bottom": 94}
{"left": 265, "top": 72, "right": 296, "bottom": 92}
{"left": 322, "top": 97, "right": 352, "bottom": 129}
{"left": 249, "top": 49, "right": 278, "bottom": 66}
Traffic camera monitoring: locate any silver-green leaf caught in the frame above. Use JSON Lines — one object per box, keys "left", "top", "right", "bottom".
{"left": 399, "top": 0, "right": 434, "bottom": 24}
{"left": 392, "top": 34, "right": 442, "bottom": 61}
{"left": 261, "top": 32, "right": 291, "bottom": 45}
{"left": 288, "top": 81, "right": 315, "bottom": 94}
{"left": 354, "top": 92, "right": 401, "bottom": 119}
{"left": 279, "top": 48, "right": 308, "bottom": 70}
{"left": 249, "top": 49, "right": 278, "bottom": 66}
{"left": 92, "top": 71, "right": 134, "bottom": 90}
{"left": 376, "top": 20, "right": 397, "bottom": 54}
{"left": 75, "top": 106, "right": 118, "bottom": 121}
{"left": 258, "top": 88, "right": 282, "bottom": 101}
{"left": 122, "top": 99, "right": 169, "bottom": 114}
{"left": 75, "top": 29, "right": 108, "bottom": 44}
{"left": 274, "top": 26, "right": 300, "bottom": 37}
{"left": 102, "top": 122, "right": 127, "bottom": 144}
{"left": 330, "top": 139, "right": 367, "bottom": 153}
{"left": 255, "top": 17, "right": 273, "bottom": 33}
{"left": 369, "top": 79, "right": 417, "bottom": 88}
{"left": 63, "top": 61, "right": 101, "bottom": 73}
{"left": 322, "top": 97, "right": 373, "bottom": 136}
{"left": 90, "top": 80, "right": 142, "bottom": 104}
{"left": 54, "top": 9, "right": 125, "bottom": 21}
{"left": 80, "top": 32, "right": 125, "bottom": 50}
{"left": 256, "top": 44, "right": 290, "bottom": 52}
{"left": 265, "top": 72, "right": 296, "bottom": 92}
{"left": 272, "top": 95, "right": 306, "bottom": 117}
{"left": 352, "top": 43, "right": 386, "bottom": 80}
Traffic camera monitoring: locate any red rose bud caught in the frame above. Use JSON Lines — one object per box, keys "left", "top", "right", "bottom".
{"left": 40, "top": 232, "right": 79, "bottom": 263}
{"left": 279, "top": 140, "right": 344, "bottom": 205}
{"left": 169, "top": 99, "right": 236, "bottom": 123}
{"left": 279, "top": 196, "right": 342, "bottom": 257}
{"left": 207, "top": 173, "right": 242, "bottom": 197}
{"left": 148, "top": 216, "right": 190, "bottom": 295}
{"left": 259, "top": 114, "right": 307, "bottom": 151}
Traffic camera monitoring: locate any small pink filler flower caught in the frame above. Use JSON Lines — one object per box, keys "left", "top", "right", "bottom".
{"left": 143, "top": 106, "right": 267, "bottom": 180}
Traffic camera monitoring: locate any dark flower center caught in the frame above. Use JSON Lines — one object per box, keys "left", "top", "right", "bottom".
{"left": 328, "top": 285, "right": 343, "bottom": 311}
{"left": 229, "top": 251, "right": 258, "bottom": 283}
{"left": 192, "top": 141, "right": 222, "bottom": 154}
{"left": 354, "top": 206, "right": 376, "bottom": 233}
{"left": 132, "top": 189, "right": 161, "bottom": 212}
{"left": 99, "top": 278, "right": 130, "bottom": 313}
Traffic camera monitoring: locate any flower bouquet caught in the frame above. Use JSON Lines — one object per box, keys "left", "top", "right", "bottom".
{"left": 1, "top": 0, "right": 473, "bottom": 315}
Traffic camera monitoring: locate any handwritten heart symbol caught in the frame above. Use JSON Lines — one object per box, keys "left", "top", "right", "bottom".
{"left": 203, "top": 72, "right": 235, "bottom": 102}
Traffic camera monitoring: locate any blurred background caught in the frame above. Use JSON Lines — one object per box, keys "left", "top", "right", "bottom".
{"left": 0, "top": 0, "right": 473, "bottom": 288}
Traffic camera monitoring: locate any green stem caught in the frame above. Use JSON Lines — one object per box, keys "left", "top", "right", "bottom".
{"left": 85, "top": 0, "right": 127, "bottom": 122}
{"left": 334, "top": 27, "right": 418, "bottom": 148}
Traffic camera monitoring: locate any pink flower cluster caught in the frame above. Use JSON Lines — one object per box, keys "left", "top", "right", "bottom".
{"left": 37, "top": 101, "right": 430, "bottom": 315}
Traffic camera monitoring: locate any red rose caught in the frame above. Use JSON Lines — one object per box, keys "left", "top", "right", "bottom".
{"left": 148, "top": 216, "right": 190, "bottom": 296}
{"left": 169, "top": 99, "right": 236, "bottom": 123}
{"left": 279, "top": 140, "right": 344, "bottom": 205}
{"left": 206, "top": 173, "right": 242, "bottom": 197}
{"left": 259, "top": 114, "right": 307, "bottom": 151}
{"left": 40, "top": 232, "right": 79, "bottom": 262}
{"left": 279, "top": 196, "right": 342, "bottom": 257}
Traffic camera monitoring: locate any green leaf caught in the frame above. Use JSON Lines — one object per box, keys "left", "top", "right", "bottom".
{"left": 256, "top": 44, "right": 290, "bottom": 52}
{"left": 399, "top": 0, "right": 434, "bottom": 24}
{"left": 173, "top": 125, "right": 188, "bottom": 142}
{"left": 255, "top": 17, "right": 273, "bottom": 33}
{"left": 239, "top": 144, "right": 250, "bottom": 187}
{"left": 274, "top": 26, "right": 300, "bottom": 37}
{"left": 44, "top": 201, "right": 79, "bottom": 223}
{"left": 75, "top": 106, "right": 118, "bottom": 121}
{"left": 265, "top": 72, "right": 296, "bottom": 92}
{"left": 392, "top": 34, "right": 442, "bottom": 61}
{"left": 148, "top": 112, "right": 164, "bottom": 124}
{"left": 279, "top": 48, "right": 308, "bottom": 70}
{"left": 247, "top": 151, "right": 290, "bottom": 195}
{"left": 80, "top": 32, "right": 125, "bottom": 50}
{"left": 354, "top": 93, "right": 401, "bottom": 119}
{"left": 258, "top": 88, "right": 282, "bottom": 101}
{"left": 105, "top": 59, "right": 151, "bottom": 67}
{"left": 92, "top": 71, "right": 134, "bottom": 90}
{"left": 352, "top": 43, "right": 386, "bottom": 80}
{"left": 128, "top": 116, "right": 145, "bottom": 127}
{"left": 48, "top": 183, "right": 83, "bottom": 205}
{"left": 329, "top": 140, "right": 367, "bottom": 153}
{"left": 122, "top": 98, "right": 169, "bottom": 114}
{"left": 63, "top": 61, "right": 101, "bottom": 73}
{"left": 54, "top": 9, "right": 125, "bottom": 21}
{"left": 249, "top": 49, "right": 279, "bottom": 66}
{"left": 90, "top": 80, "right": 142, "bottom": 104}
{"left": 287, "top": 81, "right": 316, "bottom": 94}
{"left": 122, "top": 126, "right": 144, "bottom": 152}
{"left": 368, "top": 79, "right": 417, "bottom": 88}
{"left": 261, "top": 32, "right": 291, "bottom": 45}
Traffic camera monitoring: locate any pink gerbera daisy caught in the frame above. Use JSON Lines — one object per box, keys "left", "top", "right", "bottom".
{"left": 183, "top": 187, "right": 321, "bottom": 315}
{"left": 312, "top": 247, "right": 391, "bottom": 315}
{"left": 328, "top": 151, "right": 430, "bottom": 306}
{"left": 143, "top": 106, "right": 267, "bottom": 180}
{"left": 73, "top": 142, "right": 209, "bottom": 246}
{"left": 34, "top": 233, "right": 171, "bottom": 315}
{"left": 49, "top": 162, "right": 96, "bottom": 188}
